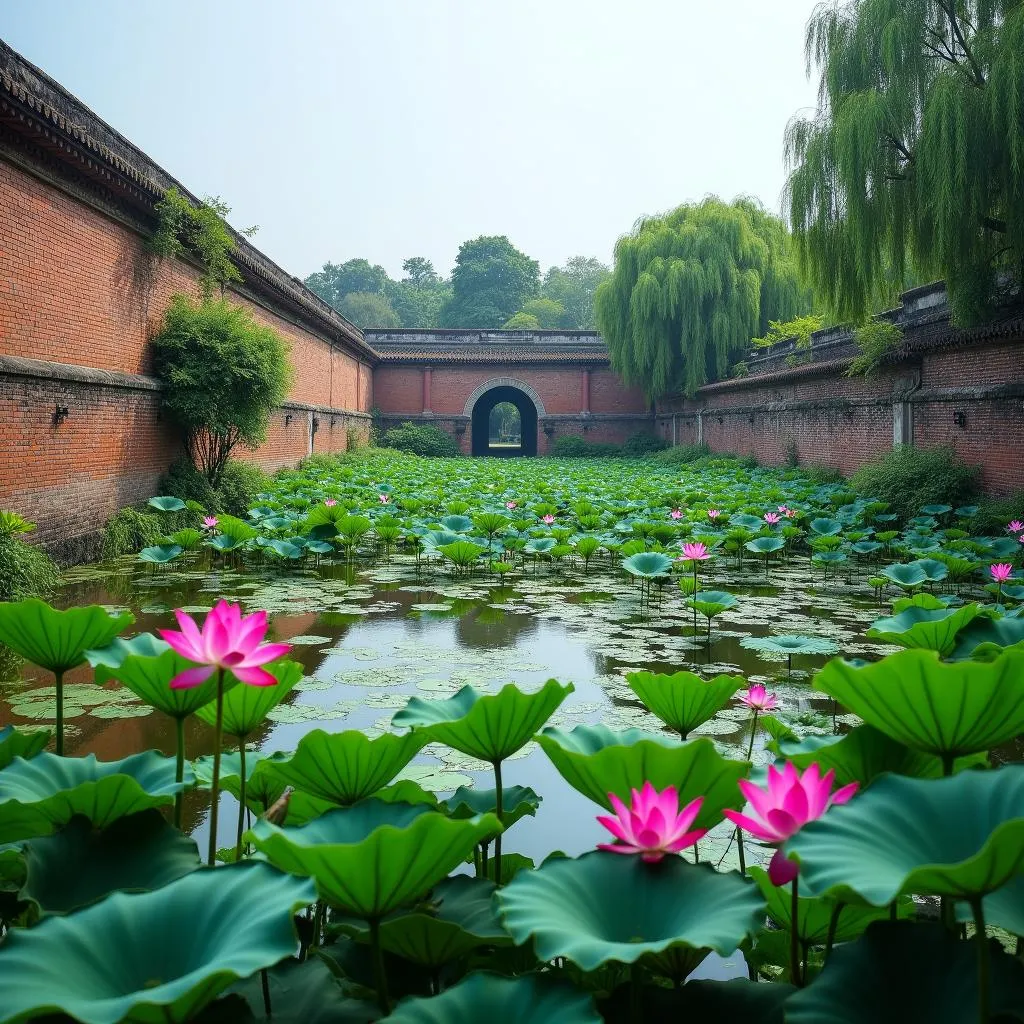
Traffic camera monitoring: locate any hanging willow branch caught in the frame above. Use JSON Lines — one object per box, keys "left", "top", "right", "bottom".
{"left": 786, "top": 0, "right": 1024, "bottom": 324}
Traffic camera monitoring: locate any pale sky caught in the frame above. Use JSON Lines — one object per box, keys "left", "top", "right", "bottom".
{"left": 3, "top": 0, "right": 821, "bottom": 280}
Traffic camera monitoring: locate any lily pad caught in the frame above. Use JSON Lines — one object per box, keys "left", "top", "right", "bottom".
{"left": 496, "top": 851, "right": 764, "bottom": 970}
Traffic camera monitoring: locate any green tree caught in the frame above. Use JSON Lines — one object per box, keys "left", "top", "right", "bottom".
{"left": 401, "top": 257, "right": 441, "bottom": 287}
{"left": 502, "top": 312, "right": 542, "bottom": 330}
{"left": 520, "top": 298, "right": 567, "bottom": 329}
{"left": 338, "top": 291, "right": 403, "bottom": 328}
{"left": 151, "top": 295, "right": 292, "bottom": 485}
{"left": 785, "top": 0, "right": 1024, "bottom": 323}
{"left": 541, "top": 256, "right": 612, "bottom": 328}
{"left": 442, "top": 236, "right": 540, "bottom": 328}
{"left": 385, "top": 257, "right": 451, "bottom": 328}
{"left": 304, "top": 259, "right": 390, "bottom": 308}
{"left": 594, "top": 197, "right": 812, "bottom": 397}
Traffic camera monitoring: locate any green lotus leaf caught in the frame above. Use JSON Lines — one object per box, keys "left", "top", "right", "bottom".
{"left": 246, "top": 801, "right": 501, "bottom": 918}
{"left": 0, "top": 750, "right": 191, "bottom": 843}
{"left": 740, "top": 634, "right": 840, "bottom": 658}
{"left": 90, "top": 634, "right": 231, "bottom": 718}
{"left": 866, "top": 602, "right": 981, "bottom": 655}
{"left": 609, "top": 978, "right": 794, "bottom": 1021}
{"left": 957, "top": 874, "right": 1024, "bottom": 936}
{"left": 809, "top": 518, "right": 843, "bottom": 536}
{"left": 535, "top": 726, "right": 747, "bottom": 830}
{"left": 745, "top": 536, "right": 786, "bottom": 554}
{"left": 786, "top": 766, "right": 1024, "bottom": 904}
{"left": 337, "top": 875, "right": 512, "bottom": 968}
{"left": 879, "top": 562, "right": 928, "bottom": 590}
{"left": 0, "top": 725, "right": 50, "bottom": 770}
{"left": 496, "top": 851, "right": 764, "bottom": 971}
{"left": 208, "top": 534, "right": 243, "bottom": 552}
{"left": 784, "top": 921, "right": 1024, "bottom": 1024}
{"left": 139, "top": 544, "right": 184, "bottom": 564}
{"left": 626, "top": 670, "right": 742, "bottom": 739}
{"left": 0, "top": 862, "right": 315, "bottom": 1024}
{"left": 777, "top": 723, "right": 988, "bottom": 787}
{"left": 439, "top": 514, "right": 473, "bottom": 534}
{"left": 438, "top": 540, "right": 486, "bottom": 567}
{"left": 0, "top": 599, "right": 134, "bottom": 673}
{"left": 622, "top": 551, "right": 673, "bottom": 577}
{"left": 748, "top": 866, "right": 903, "bottom": 945}
{"left": 951, "top": 615, "right": 1024, "bottom": 660}
{"left": 388, "top": 972, "right": 601, "bottom": 1024}
{"left": 445, "top": 785, "right": 540, "bottom": 830}
{"left": 20, "top": 810, "right": 200, "bottom": 914}
{"left": 196, "top": 659, "right": 303, "bottom": 738}
{"left": 524, "top": 537, "right": 557, "bottom": 554}
{"left": 851, "top": 540, "right": 883, "bottom": 555}
{"left": 392, "top": 679, "right": 572, "bottom": 763}
{"left": 812, "top": 647, "right": 1024, "bottom": 760}
{"left": 731, "top": 513, "right": 766, "bottom": 531}
{"left": 263, "top": 729, "right": 428, "bottom": 806}
{"left": 148, "top": 495, "right": 188, "bottom": 512}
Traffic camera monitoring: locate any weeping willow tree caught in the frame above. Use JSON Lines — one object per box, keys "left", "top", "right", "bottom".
{"left": 786, "top": 0, "right": 1024, "bottom": 323}
{"left": 594, "top": 198, "right": 813, "bottom": 398}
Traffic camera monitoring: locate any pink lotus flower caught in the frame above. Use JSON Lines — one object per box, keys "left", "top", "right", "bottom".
{"left": 707, "top": 509, "right": 721, "bottom": 520}
{"left": 597, "top": 782, "right": 706, "bottom": 863}
{"left": 542, "top": 514, "right": 555, "bottom": 525}
{"left": 506, "top": 501, "right": 517, "bottom": 510}
{"left": 159, "top": 600, "right": 291, "bottom": 690}
{"left": 763, "top": 512, "right": 781, "bottom": 525}
{"left": 724, "top": 762, "right": 858, "bottom": 885}
{"left": 778, "top": 505, "right": 789, "bottom": 513}
{"left": 991, "top": 563, "right": 1014, "bottom": 583}
{"left": 1008, "top": 521, "right": 1024, "bottom": 534}
{"left": 738, "top": 684, "right": 778, "bottom": 711}
{"left": 785, "top": 508, "right": 798, "bottom": 518}
{"left": 379, "top": 493, "right": 390, "bottom": 504}
{"left": 323, "top": 499, "right": 337, "bottom": 507}
{"left": 670, "top": 508, "right": 683, "bottom": 520}
{"left": 202, "top": 516, "right": 219, "bottom": 529}
{"left": 679, "top": 542, "right": 711, "bottom": 561}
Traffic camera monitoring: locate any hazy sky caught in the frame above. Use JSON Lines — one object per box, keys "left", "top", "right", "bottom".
{"left": 3, "top": 1, "right": 822, "bottom": 280}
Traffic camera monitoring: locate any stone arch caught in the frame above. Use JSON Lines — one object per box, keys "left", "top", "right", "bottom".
{"left": 463, "top": 377, "right": 546, "bottom": 419}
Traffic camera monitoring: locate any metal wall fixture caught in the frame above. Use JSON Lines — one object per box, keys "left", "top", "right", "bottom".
{"left": 284, "top": 414, "right": 293, "bottom": 426}
{"left": 312, "top": 417, "right": 320, "bottom": 434}
{"left": 953, "top": 410, "right": 967, "bottom": 429}
{"left": 52, "top": 403, "right": 69, "bottom": 425}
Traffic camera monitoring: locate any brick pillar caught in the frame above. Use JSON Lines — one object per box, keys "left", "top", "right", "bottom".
{"left": 580, "top": 368, "right": 591, "bottom": 413}
{"left": 422, "top": 366, "right": 433, "bottom": 414}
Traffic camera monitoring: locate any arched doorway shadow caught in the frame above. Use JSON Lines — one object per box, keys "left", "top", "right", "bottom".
{"left": 470, "top": 385, "right": 539, "bottom": 456}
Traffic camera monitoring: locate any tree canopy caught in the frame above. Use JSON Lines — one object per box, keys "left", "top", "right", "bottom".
{"left": 540, "top": 256, "right": 612, "bottom": 329}
{"left": 441, "top": 236, "right": 540, "bottom": 328}
{"left": 786, "top": 0, "right": 1024, "bottom": 323}
{"left": 594, "top": 197, "right": 813, "bottom": 398}
{"left": 337, "top": 291, "right": 403, "bottom": 329}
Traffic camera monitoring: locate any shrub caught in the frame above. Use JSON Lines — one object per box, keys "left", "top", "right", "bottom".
{"left": 752, "top": 314, "right": 825, "bottom": 349}
{"left": 0, "top": 512, "right": 59, "bottom": 600}
{"left": 850, "top": 445, "right": 980, "bottom": 520}
{"left": 298, "top": 453, "right": 348, "bottom": 476}
{"left": 620, "top": 432, "right": 670, "bottom": 457}
{"left": 159, "top": 458, "right": 221, "bottom": 512}
{"left": 102, "top": 507, "right": 166, "bottom": 560}
{"left": 652, "top": 443, "right": 711, "bottom": 465}
{"left": 975, "top": 491, "right": 1024, "bottom": 534}
{"left": 151, "top": 294, "right": 292, "bottom": 485}
{"left": 847, "top": 320, "right": 904, "bottom": 377}
{"left": 217, "top": 461, "right": 272, "bottom": 517}
{"left": 547, "top": 436, "right": 622, "bottom": 458}
{"left": 381, "top": 422, "right": 462, "bottom": 458}
{"left": 805, "top": 464, "right": 847, "bottom": 485}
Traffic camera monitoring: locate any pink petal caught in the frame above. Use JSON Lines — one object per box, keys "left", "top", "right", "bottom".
{"left": 237, "top": 642, "right": 291, "bottom": 667}
{"left": 230, "top": 665, "right": 278, "bottom": 687}
{"left": 738, "top": 778, "right": 777, "bottom": 822}
{"left": 666, "top": 827, "right": 707, "bottom": 852}
{"left": 723, "top": 809, "right": 779, "bottom": 842}
{"left": 641, "top": 851, "right": 666, "bottom": 863}
{"left": 782, "top": 778, "right": 809, "bottom": 824}
{"left": 768, "top": 849, "right": 799, "bottom": 886}
{"left": 169, "top": 664, "right": 215, "bottom": 690}
{"left": 173, "top": 609, "right": 204, "bottom": 652}
{"left": 159, "top": 629, "right": 205, "bottom": 662}
{"left": 831, "top": 781, "right": 859, "bottom": 806}
{"left": 674, "top": 795, "right": 703, "bottom": 833}
{"left": 645, "top": 806, "right": 667, "bottom": 839}
{"left": 235, "top": 610, "right": 269, "bottom": 651}
{"left": 767, "top": 764, "right": 789, "bottom": 805}
{"left": 597, "top": 842, "right": 643, "bottom": 856}
{"left": 608, "top": 792, "right": 631, "bottom": 821}
{"left": 634, "top": 827, "right": 662, "bottom": 849}
{"left": 766, "top": 807, "right": 799, "bottom": 839}
{"left": 596, "top": 814, "right": 631, "bottom": 844}
{"left": 656, "top": 785, "right": 679, "bottom": 823}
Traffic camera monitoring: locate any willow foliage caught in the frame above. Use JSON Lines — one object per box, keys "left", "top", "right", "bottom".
{"left": 786, "top": 0, "right": 1024, "bottom": 323}
{"left": 594, "top": 198, "right": 812, "bottom": 398}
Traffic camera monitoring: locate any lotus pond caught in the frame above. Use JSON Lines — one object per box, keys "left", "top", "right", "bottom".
{"left": 0, "top": 451, "right": 1022, "bottom": 1022}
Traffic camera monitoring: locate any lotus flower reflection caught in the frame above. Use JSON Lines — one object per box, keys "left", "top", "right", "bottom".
{"left": 159, "top": 600, "right": 291, "bottom": 689}
{"left": 596, "top": 782, "right": 706, "bottom": 863}
{"left": 724, "top": 762, "right": 858, "bottom": 885}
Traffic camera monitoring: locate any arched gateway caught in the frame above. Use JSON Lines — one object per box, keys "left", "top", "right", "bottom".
{"left": 464, "top": 378, "right": 544, "bottom": 456}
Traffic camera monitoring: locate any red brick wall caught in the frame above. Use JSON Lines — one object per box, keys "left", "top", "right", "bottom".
{"left": 0, "top": 158, "right": 370, "bottom": 554}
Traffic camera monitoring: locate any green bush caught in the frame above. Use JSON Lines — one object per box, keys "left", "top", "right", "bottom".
{"left": 620, "top": 432, "right": 670, "bottom": 457}
{"left": 102, "top": 507, "right": 166, "bottom": 560}
{"left": 297, "top": 453, "right": 348, "bottom": 476}
{"left": 217, "top": 461, "right": 272, "bottom": 517}
{"left": 381, "top": 422, "right": 462, "bottom": 458}
{"left": 975, "top": 491, "right": 1024, "bottom": 534}
{"left": 805, "top": 464, "right": 847, "bottom": 485}
{"left": 0, "top": 537, "right": 60, "bottom": 601}
{"left": 159, "top": 458, "right": 221, "bottom": 512}
{"left": 850, "top": 445, "right": 980, "bottom": 520}
{"left": 547, "top": 436, "right": 622, "bottom": 458}
{"left": 652, "top": 443, "right": 711, "bottom": 465}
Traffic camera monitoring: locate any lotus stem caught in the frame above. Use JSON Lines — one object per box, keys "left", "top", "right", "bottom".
{"left": 54, "top": 669, "right": 64, "bottom": 756}
{"left": 493, "top": 760, "right": 504, "bottom": 884}
{"left": 261, "top": 969, "right": 272, "bottom": 1017}
{"left": 970, "top": 897, "right": 990, "bottom": 1024}
{"left": 235, "top": 741, "right": 247, "bottom": 862}
{"left": 630, "top": 961, "right": 643, "bottom": 1023}
{"left": 207, "top": 668, "right": 225, "bottom": 867}
{"left": 791, "top": 877, "right": 802, "bottom": 986}
{"left": 174, "top": 716, "right": 186, "bottom": 829}
{"left": 736, "top": 828, "right": 746, "bottom": 875}
{"left": 824, "top": 902, "right": 843, "bottom": 962}
{"left": 369, "top": 917, "right": 391, "bottom": 1014}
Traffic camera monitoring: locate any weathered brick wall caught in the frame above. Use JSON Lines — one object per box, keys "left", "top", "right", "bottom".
{"left": 0, "top": 158, "right": 371, "bottom": 556}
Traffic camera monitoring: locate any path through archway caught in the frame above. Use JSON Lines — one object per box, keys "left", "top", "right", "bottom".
{"left": 470, "top": 385, "right": 538, "bottom": 456}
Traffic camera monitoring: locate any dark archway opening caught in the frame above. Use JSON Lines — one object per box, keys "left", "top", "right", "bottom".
{"left": 471, "top": 386, "right": 538, "bottom": 456}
